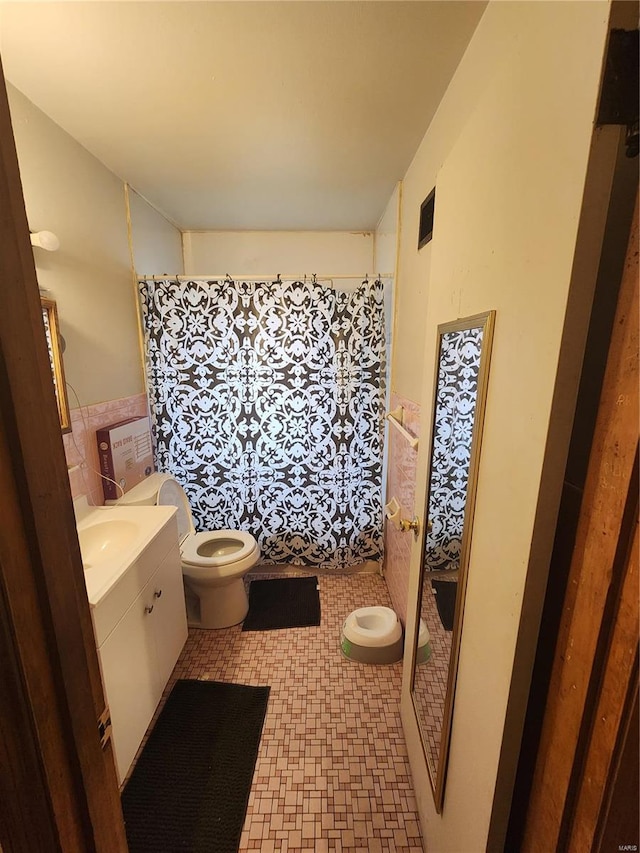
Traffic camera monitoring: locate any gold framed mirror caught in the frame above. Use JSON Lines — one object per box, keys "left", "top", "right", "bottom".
{"left": 41, "top": 297, "right": 71, "bottom": 434}
{"left": 410, "top": 310, "right": 495, "bottom": 812}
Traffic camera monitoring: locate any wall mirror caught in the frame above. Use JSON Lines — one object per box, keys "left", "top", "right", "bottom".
{"left": 410, "top": 310, "right": 495, "bottom": 812}
{"left": 41, "top": 297, "right": 71, "bottom": 433}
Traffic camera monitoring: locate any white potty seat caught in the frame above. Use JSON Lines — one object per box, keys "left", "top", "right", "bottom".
{"left": 341, "top": 606, "right": 403, "bottom": 664}
{"left": 416, "top": 618, "right": 432, "bottom": 665}
{"left": 343, "top": 606, "right": 401, "bottom": 647}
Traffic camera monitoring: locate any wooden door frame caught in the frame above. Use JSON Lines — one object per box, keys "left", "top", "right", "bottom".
{"left": 0, "top": 59, "right": 127, "bottom": 851}
{"left": 521, "top": 194, "right": 638, "bottom": 851}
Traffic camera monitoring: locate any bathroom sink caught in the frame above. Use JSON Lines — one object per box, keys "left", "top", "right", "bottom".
{"left": 78, "top": 519, "right": 140, "bottom": 568}
{"left": 74, "top": 498, "right": 178, "bottom": 605}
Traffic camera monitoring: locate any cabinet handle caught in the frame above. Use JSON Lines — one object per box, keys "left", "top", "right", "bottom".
{"left": 154, "top": 589, "right": 163, "bottom": 599}
{"left": 144, "top": 604, "right": 154, "bottom": 615}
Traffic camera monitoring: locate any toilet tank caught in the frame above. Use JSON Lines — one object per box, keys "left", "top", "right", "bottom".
{"left": 117, "top": 472, "right": 195, "bottom": 542}
{"left": 116, "top": 472, "right": 164, "bottom": 506}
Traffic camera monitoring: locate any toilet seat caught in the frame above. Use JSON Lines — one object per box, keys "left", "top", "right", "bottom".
{"left": 343, "top": 606, "right": 401, "bottom": 648}
{"left": 181, "top": 530, "right": 257, "bottom": 567}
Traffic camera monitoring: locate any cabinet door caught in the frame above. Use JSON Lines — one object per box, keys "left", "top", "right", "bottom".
{"left": 150, "top": 544, "right": 188, "bottom": 693}
{"left": 98, "top": 590, "right": 157, "bottom": 783}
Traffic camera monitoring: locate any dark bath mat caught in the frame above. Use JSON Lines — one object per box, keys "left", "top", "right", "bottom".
{"left": 431, "top": 578, "right": 458, "bottom": 631}
{"left": 121, "top": 679, "right": 270, "bottom": 853}
{"left": 242, "top": 576, "right": 321, "bottom": 631}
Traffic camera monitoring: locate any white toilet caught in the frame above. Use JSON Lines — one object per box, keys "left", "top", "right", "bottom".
{"left": 117, "top": 473, "right": 260, "bottom": 629}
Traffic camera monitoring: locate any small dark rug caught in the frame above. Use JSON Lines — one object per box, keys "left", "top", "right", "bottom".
{"left": 242, "top": 576, "right": 321, "bottom": 631}
{"left": 121, "top": 679, "right": 270, "bottom": 853}
{"left": 431, "top": 578, "right": 458, "bottom": 631}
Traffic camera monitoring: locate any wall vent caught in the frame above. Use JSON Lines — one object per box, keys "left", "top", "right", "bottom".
{"left": 418, "top": 188, "right": 435, "bottom": 249}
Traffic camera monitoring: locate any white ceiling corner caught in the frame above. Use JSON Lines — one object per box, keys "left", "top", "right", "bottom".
{"left": 0, "top": 1, "right": 487, "bottom": 230}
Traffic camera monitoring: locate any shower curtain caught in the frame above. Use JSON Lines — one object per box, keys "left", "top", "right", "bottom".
{"left": 138, "top": 277, "right": 386, "bottom": 570}
{"left": 423, "top": 326, "right": 483, "bottom": 571}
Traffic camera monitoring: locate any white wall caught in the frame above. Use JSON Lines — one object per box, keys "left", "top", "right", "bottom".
{"left": 374, "top": 182, "right": 400, "bottom": 277}
{"left": 8, "top": 84, "right": 141, "bottom": 407}
{"left": 375, "top": 182, "right": 400, "bottom": 380}
{"left": 128, "top": 188, "right": 183, "bottom": 277}
{"left": 8, "top": 84, "right": 182, "bottom": 408}
{"left": 395, "top": 2, "right": 612, "bottom": 850}
{"left": 183, "top": 230, "right": 374, "bottom": 278}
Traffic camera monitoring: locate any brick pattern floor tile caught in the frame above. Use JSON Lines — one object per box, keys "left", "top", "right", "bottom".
{"left": 131, "top": 570, "right": 423, "bottom": 852}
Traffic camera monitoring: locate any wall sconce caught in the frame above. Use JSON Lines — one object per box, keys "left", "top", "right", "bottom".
{"left": 30, "top": 230, "right": 60, "bottom": 252}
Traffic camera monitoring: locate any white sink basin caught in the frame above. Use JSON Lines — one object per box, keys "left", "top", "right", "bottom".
{"left": 74, "top": 498, "right": 178, "bottom": 605}
{"left": 79, "top": 519, "right": 140, "bottom": 569}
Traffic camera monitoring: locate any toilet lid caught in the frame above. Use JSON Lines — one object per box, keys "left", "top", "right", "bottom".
{"left": 156, "top": 477, "right": 195, "bottom": 540}
{"left": 181, "top": 530, "right": 258, "bottom": 567}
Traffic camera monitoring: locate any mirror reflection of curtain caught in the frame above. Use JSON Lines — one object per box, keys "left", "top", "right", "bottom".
{"left": 410, "top": 310, "right": 494, "bottom": 814}
{"left": 423, "top": 326, "right": 483, "bottom": 572}
{"left": 138, "top": 277, "right": 386, "bottom": 569}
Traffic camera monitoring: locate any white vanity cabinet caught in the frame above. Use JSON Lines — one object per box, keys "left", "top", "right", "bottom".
{"left": 89, "top": 512, "right": 188, "bottom": 783}
{"left": 148, "top": 550, "right": 190, "bottom": 690}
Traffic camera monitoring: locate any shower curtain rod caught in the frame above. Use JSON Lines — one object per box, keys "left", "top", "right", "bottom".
{"left": 139, "top": 273, "right": 394, "bottom": 282}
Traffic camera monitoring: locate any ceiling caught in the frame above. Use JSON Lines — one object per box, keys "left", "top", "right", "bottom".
{"left": 0, "top": 1, "right": 486, "bottom": 231}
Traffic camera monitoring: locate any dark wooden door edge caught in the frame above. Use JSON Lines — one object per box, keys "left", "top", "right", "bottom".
{"left": 595, "top": 666, "right": 640, "bottom": 852}
{"left": 566, "top": 477, "right": 638, "bottom": 851}
{"left": 0, "top": 58, "right": 127, "bottom": 851}
{"left": 521, "top": 192, "right": 639, "bottom": 851}
{"left": 0, "top": 551, "right": 62, "bottom": 853}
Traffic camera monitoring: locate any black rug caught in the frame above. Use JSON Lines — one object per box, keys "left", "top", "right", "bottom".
{"left": 242, "top": 576, "right": 321, "bottom": 631}
{"left": 121, "top": 679, "right": 270, "bottom": 853}
{"left": 431, "top": 578, "right": 458, "bottom": 631}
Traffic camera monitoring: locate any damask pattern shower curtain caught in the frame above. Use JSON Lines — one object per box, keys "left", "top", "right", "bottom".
{"left": 138, "top": 277, "right": 386, "bottom": 569}
{"left": 423, "top": 326, "right": 483, "bottom": 571}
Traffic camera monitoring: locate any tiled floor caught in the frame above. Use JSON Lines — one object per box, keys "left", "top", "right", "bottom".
{"left": 412, "top": 577, "right": 453, "bottom": 770}
{"left": 152, "top": 570, "right": 423, "bottom": 852}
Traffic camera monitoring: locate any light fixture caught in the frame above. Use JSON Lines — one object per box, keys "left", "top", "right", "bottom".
{"left": 30, "top": 230, "right": 60, "bottom": 252}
